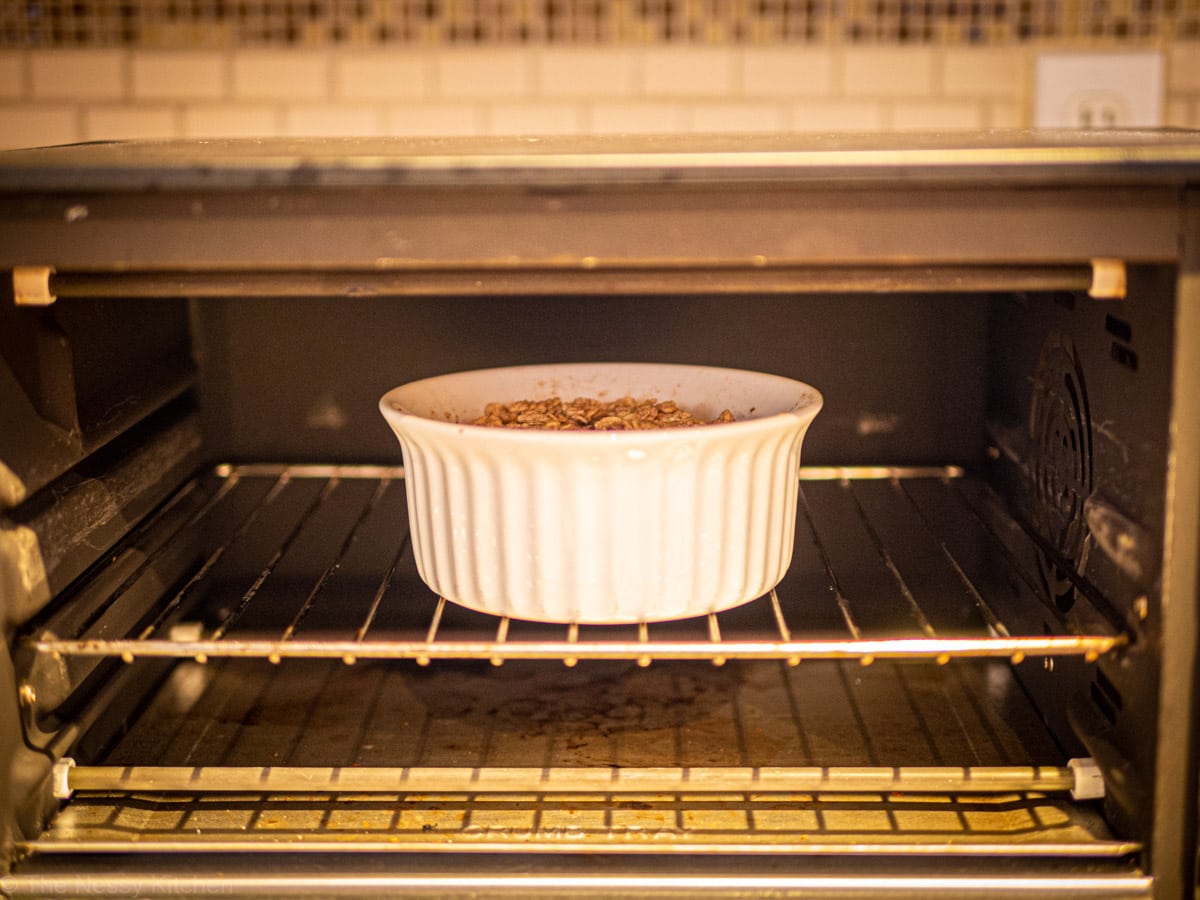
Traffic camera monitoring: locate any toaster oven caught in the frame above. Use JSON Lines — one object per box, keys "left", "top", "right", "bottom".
{"left": 0, "top": 133, "right": 1197, "bottom": 898}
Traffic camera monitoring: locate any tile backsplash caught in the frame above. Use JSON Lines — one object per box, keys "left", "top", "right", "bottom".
{"left": 5, "top": 1, "right": 1198, "bottom": 49}
{"left": 0, "top": 0, "right": 1198, "bottom": 148}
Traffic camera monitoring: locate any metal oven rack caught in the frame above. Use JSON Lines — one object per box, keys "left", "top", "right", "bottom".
{"left": 23, "top": 651, "right": 1134, "bottom": 859}
{"left": 12, "top": 464, "right": 1135, "bottom": 863}
{"left": 26, "top": 463, "right": 1122, "bottom": 667}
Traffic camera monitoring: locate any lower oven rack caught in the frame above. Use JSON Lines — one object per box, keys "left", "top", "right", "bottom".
{"left": 26, "top": 653, "right": 1135, "bottom": 859}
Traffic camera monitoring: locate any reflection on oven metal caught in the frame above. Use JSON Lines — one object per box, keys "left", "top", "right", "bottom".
{"left": 35, "top": 631, "right": 1120, "bottom": 663}
{"left": 0, "top": 873, "right": 1155, "bottom": 898}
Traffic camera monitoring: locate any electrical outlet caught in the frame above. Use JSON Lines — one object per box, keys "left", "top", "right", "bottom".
{"left": 1034, "top": 52, "right": 1163, "bottom": 128}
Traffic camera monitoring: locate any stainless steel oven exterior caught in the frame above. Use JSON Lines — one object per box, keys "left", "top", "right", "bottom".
{"left": 0, "top": 134, "right": 1197, "bottom": 898}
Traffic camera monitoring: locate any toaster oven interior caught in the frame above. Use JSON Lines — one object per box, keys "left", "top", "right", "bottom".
{"left": 1, "top": 137, "right": 1197, "bottom": 898}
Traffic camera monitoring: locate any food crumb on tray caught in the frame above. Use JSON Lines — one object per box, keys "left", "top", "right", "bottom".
{"left": 472, "top": 396, "right": 735, "bottom": 430}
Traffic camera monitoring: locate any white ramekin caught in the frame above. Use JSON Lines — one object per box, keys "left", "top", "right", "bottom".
{"left": 380, "top": 363, "right": 822, "bottom": 624}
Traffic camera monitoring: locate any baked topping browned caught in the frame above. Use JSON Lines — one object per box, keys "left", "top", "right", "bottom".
{"left": 472, "top": 396, "right": 735, "bottom": 430}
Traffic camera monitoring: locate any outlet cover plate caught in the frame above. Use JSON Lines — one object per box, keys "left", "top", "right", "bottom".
{"left": 1034, "top": 52, "right": 1163, "bottom": 128}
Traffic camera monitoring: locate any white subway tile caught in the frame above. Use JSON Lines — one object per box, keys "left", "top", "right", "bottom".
{"left": 0, "top": 54, "right": 27, "bottom": 100}
{"left": 335, "top": 51, "right": 428, "bottom": 100}
{"left": 742, "top": 48, "right": 834, "bottom": 98}
{"left": 0, "top": 105, "right": 79, "bottom": 149}
{"left": 987, "top": 100, "right": 1025, "bottom": 129}
{"left": 386, "top": 104, "right": 484, "bottom": 136}
{"left": 643, "top": 47, "right": 735, "bottom": 97}
{"left": 842, "top": 47, "right": 936, "bottom": 98}
{"left": 589, "top": 101, "right": 688, "bottom": 134}
{"left": 31, "top": 49, "right": 125, "bottom": 101}
{"left": 182, "top": 104, "right": 281, "bottom": 138}
{"left": 1168, "top": 43, "right": 1200, "bottom": 90}
{"left": 1165, "top": 98, "right": 1197, "bottom": 128}
{"left": 689, "top": 102, "right": 786, "bottom": 133}
{"left": 789, "top": 100, "right": 885, "bottom": 132}
{"left": 83, "top": 105, "right": 179, "bottom": 141}
{"left": 942, "top": 47, "right": 1026, "bottom": 98}
{"left": 132, "top": 51, "right": 226, "bottom": 100}
{"left": 537, "top": 47, "right": 639, "bottom": 98}
{"left": 232, "top": 51, "right": 330, "bottom": 101}
{"left": 488, "top": 101, "right": 584, "bottom": 135}
{"left": 891, "top": 99, "right": 985, "bottom": 131}
{"left": 435, "top": 49, "right": 532, "bottom": 99}
{"left": 284, "top": 104, "right": 386, "bottom": 137}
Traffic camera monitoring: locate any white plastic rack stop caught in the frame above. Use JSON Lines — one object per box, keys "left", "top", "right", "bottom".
{"left": 1089, "top": 258, "right": 1127, "bottom": 299}
{"left": 12, "top": 266, "right": 56, "bottom": 306}
{"left": 52, "top": 757, "right": 75, "bottom": 799}
{"left": 1068, "top": 757, "right": 1106, "bottom": 800}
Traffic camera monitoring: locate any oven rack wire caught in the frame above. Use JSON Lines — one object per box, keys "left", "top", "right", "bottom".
{"left": 49, "top": 759, "right": 1107, "bottom": 804}
{"left": 26, "top": 463, "right": 1124, "bottom": 669}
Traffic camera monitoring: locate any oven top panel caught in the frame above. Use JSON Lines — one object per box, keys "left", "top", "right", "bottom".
{"left": 1, "top": 131, "right": 1200, "bottom": 191}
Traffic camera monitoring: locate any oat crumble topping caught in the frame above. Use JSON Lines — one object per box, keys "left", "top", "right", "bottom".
{"left": 472, "top": 396, "right": 735, "bottom": 430}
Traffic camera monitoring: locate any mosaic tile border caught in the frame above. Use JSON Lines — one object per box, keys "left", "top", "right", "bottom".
{"left": 2, "top": 0, "right": 1199, "bottom": 48}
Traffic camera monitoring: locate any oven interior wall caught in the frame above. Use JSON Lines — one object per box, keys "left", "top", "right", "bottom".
{"left": 980, "top": 266, "right": 1176, "bottom": 846}
{"left": 191, "top": 292, "right": 991, "bottom": 468}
